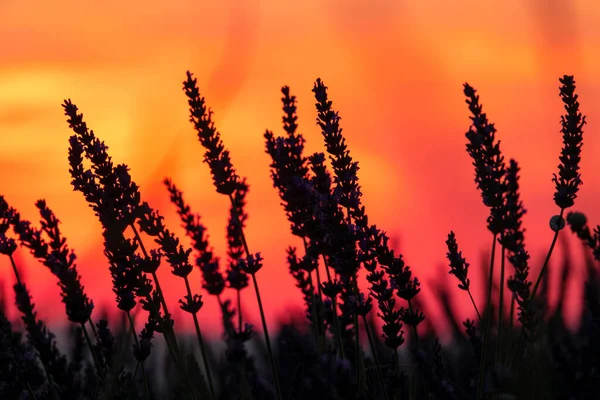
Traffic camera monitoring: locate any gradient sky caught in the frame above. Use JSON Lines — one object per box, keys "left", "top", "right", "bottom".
{"left": 1, "top": 0, "right": 600, "bottom": 340}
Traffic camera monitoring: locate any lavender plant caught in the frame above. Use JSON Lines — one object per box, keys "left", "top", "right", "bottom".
{"left": 0, "top": 72, "right": 599, "bottom": 400}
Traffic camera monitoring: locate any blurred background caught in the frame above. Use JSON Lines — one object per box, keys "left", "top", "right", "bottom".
{"left": 1, "top": 0, "right": 599, "bottom": 341}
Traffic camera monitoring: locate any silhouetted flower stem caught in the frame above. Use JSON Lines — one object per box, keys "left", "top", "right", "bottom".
{"left": 129, "top": 225, "right": 200, "bottom": 400}
{"left": 183, "top": 276, "right": 215, "bottom": 399}
{"left": 507, "top": 208, "right": 567, "bottom": 371}
{"left": 25, "top": 383, "right": 36, "bottom": 400}
{"left": 446, "top": 231, "right": 482, "bottom": 323}
{"left": 79, "top": 321, "right": 103, "bottom": 378}
{"left": 353, "top": 291, "right": 365, "bottom": 394}
{"left": 130, "top": 224, "right": 175, "bottom": 347}
{"left": 301, "top": 239, "right": 326, "bottom": 354}
{"left": 88, "top": 317, "right": 98, "bottom": 340}
{"left": 509, "top": 292, "right": 516, "bottom": 331}
{"left": 126, "top": 312, "right": 150, "bottom": 400}
{"left": 307, "top": 271, "right": 325, "bottom": 353}
{"left": 477, "top": 233, "right": 497, "bottom": 400}
{"left": 228, "top": 193, "right": 282, "bottom": 400}
{"left": 321, "top": 255, "right": 345, "bottom": 360}
{"left": 495, "top": 245, "right": 506, "bottom": 365}
{"left": 531, "top": 208, "right": 565, "bottom": 300}
{"left": 352, "top": 278, "right": 388, "bottom": 400}
{"left": 9, "top": 254, "right": 22, "bottom": 285}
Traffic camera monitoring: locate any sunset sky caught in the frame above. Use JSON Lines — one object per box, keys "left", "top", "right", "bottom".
{"left": 1, "top": 0, "right": 600, "bottom": 340}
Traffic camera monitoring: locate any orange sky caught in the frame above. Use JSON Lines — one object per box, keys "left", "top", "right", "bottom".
{"left": 2, "top": 0, "right": 600, "bottom": 341}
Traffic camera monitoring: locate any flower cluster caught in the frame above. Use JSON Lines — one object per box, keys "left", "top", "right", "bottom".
{"left": 183, "top": 71, "right": 239, "bottom": 196}
{"left": 553, "top": 75, "right": 586, "bottom": 209}
{"left": 11, "top": 200, "right": 94, "bottom": 325}
{"left": 463, "top": 83, "right": 507, "bottom": 235}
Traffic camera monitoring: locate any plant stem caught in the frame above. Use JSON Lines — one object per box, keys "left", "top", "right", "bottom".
{"left": 126, "top": 312, "right": 150, "bottom": 400}
{"left": 88, "top": 317, "right": 98, "bottom": 340}
{"left": 508, "top": 208, "right": 565, "bottom": 370}
{"left": 237, "top": 289, "right": 242, "bottom": 334}
{"left": 184, "top": 276, "right": 215, "bottom": 400}
{"left": 131, "top": 225, "right": 174, "bottom": 341}
{"left": 353, "top": 279, "right": 388, "bottom": 400}
{"left": 468, "top": 290, "right": 483, "bottom": 324}
{"left": 142, "top": 365, "right": 150, "bottom": 400}
{"left": 531, "top": 208, "right": 565, "bottom": 300}
{"left": 308, "top": 273, "right": 325, "bottom": 354}
{"left": 228, "top": 193, "right": 282, "bottom": 400}
{"left": 495, "top": 245, "right": 506, "bottom": 364}
{"left": 408, "top": 299, "right": 430, "bottom": 399}
{"left": 302, "top": 238, "right": 326, "bottom": 355}
{"left": 322, "top": 256, "right": 345, "bottom": 360}
{"left": 477, "top": 233, "right": 497, "bottom": 400}
{"left": 81, "top": 322, "right": 102, "bottom": 376}
{"left": 25, "top": 383, "right": 36, "bottom": 400}
{"left": 506, "top": 292, "right": 516, "bottom": 365}
{"left": 9, "top": 256, "right": 22, "bottom": 284}
{"left": 251, "top": 272, "right": 282, "bottom": 399}
{"left": 332, "top": 296, "right": 345, "bottom": 360}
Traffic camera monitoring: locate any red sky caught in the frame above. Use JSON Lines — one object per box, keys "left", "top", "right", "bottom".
{"left": 1, "top": 0, "right": 600, "bottom": 341}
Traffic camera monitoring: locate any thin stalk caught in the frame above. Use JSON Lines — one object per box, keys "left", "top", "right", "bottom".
{"left": 468, "top": 290, "right": 483, "bottom": 324}
{"left": 184, "top": 276, "right": 216, "bottom": 400}
{"left": 25, "top": 383, "right": 36, "bottom": 400}
{"left": 506, "top": 292, "right": 516, "bottom": 365}
{"left": 322, "top": 256, "right": 345, "bottom": 359}
{"left": 495, "top": 245, "right": 506, "bottom": 364}
{"left": 341, "top": 202, "right": 364, "bottom": 394}
{"left": 126, "top": 312, "right": 150, "bottom": 400}
{"left": 130, "top": 224, "right": 195, "bottom": 398}
{"left": 509, "top": 293, "right": 515, "bottom": 332}
{"left": 141, "top": 365, "right": 150, "bottom": 400}
{"left": 9, "top": 255, "right": 22, "bottom": 284}
{"left": 531, "top": 208, "right": 565, "bottom": 300}
{"left": 302, "top": 238, "right": 326, "bottom": 355}
{"left": 216, "top": 295, "right": 253, "bottom": 400}
{"left": 81, "top": 323, "right": 102, "bottom": 376}
{"left": 477, "top": 233, "right": 498, "bottom": 400}
{"left": 408, "top": 299, "right": 430, "bottom": 399}
{"left": 331, "top": 296, "right": 345, "bottom": 360}
{"left": 308, "top": 274, "right": 325, "bottom": 354}
{"left": 353, "top": 279, "right": 388, "bottom": 400}
{"left": 352, "top": 285, "right": 365, "bottom": 395}
{"left": 131, "top": 224, "right": 177, "bottom": 348}
{"left": 393, "top": 350, "right": 400, "bottom": 400}
{"left": 509, "top": 208, "right": 565, "bottom": 369}
{"left": 251, "top": 272, "right": 282, "bottom": 400}
{"left": 133, "top": 362, "right": 140, "bottom": 380}
{"left": 88, "top": 317, "right": 98, "bottom": 340}
{"left": 228, "top": 193, "right": 282, "bottom": 400}
{"left": 237, "top": 289, "right": 242, "bottom": 334}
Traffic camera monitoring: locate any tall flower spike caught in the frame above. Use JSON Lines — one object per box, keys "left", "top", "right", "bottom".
{"left": 0, "top": 196, "right": 17, "bottom": 257}
{"left": 445, "top": 231, "right": 471, "bottom": 292}
{"left": 164, "top": 178, "right": 227, "bottom": 295}
{"left": 226, "top": 179, "right": 249, "bottom": 291}
{"left": 499, "top": 159, "right": 527, "bottom": 254}
{"left": 312, "top": 78, "right": 362, "bottom": 212}
{"left": 183, "top": 71, "right": 239, "bottom": 195}
{"left": 227, "top": 179, "right": 249, "bottom": 261}
{"left": 17, "top": 200, "right": 95, "bottom": 325}
{"left": 264, "top": 86, "right": 313, "bottom": 239}
{"left": 553, "top": 75, "right": 586, "bottom": 209}
{"left": 463, "top": 83, "right": 507, "bottom": 235}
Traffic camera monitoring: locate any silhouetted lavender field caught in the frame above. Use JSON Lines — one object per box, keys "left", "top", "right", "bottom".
{"left": 1, "top": 73, "right": 599, "bottom": 400}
